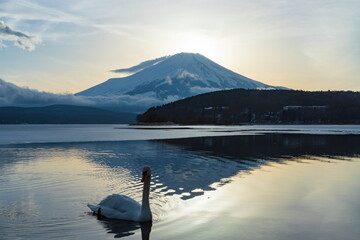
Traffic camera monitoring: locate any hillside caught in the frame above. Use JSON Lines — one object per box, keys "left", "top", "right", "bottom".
{"left": 0, "top": 105, "right": 137, "bottom": 124}
{"left": 137, "top": 89, "right": 360, "bottom": 124}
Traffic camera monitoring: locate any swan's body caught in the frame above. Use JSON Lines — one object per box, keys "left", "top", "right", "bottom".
{"left": 88, "top": 166, "right": 152, "bottom": 222}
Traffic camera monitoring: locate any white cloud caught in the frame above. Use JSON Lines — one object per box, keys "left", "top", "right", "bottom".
{"left": 0, "top": 41, "right": 6, "bottom": 48}
{"left": 0, "top": 78, "right": 163, "bottom": 112}
{"left": 176, "top": 69, "right": 200, "bottom": 80}
{"left": 165, "top": 76, "right": 173, "bottom": 85}
{"left": 0, "top": 20, "right": 41, "bottom": 51}
{"left": 0, "top": 0, "right": 137, "bottom": 39}
{"left": 0, "top": 0, "right": 84, "bottom": 25}
{"left": 112, "top": 56, "right": 169, "bottom": 74}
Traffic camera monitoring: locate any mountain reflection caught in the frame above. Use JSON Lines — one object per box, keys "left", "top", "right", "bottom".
{"left": 2, "top": 134, "right": 359, "bottom": 204}
{"left": 158, "top": 134, "right": 360, "bottom": 161}
{"left": 81, "top": 140, "right": 241, "bottom": 200}
{"left": 78, "top": 134, "right": 360, "bottom": 202}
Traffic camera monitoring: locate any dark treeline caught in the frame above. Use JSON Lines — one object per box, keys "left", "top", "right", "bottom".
{"left": 0, "top": 105, "right": 137, "bottom": 124}
{"left": 137, "top": 89, "right": 360, "bottom": 124}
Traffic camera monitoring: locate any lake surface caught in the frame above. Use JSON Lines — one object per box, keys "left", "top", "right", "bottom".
{"left": 0, "top": 125, "right": 360, "bottom": 239}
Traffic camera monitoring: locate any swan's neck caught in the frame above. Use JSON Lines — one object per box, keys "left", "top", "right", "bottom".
{"left": 140, "top": 177, "right": 152, "bottom": 220}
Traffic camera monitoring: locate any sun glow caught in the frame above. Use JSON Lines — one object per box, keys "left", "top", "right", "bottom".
{"left": 169, "top": 32, "right": 224, "bottom": 63}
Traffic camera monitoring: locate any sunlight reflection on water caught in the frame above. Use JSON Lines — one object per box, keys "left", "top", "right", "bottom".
{"left": 0, "top": 133, "right": 359, "bottom": 239}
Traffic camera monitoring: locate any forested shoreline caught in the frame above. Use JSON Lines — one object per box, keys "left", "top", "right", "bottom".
{"left": 137, "top": 89, "right": 360, "bottom": 124}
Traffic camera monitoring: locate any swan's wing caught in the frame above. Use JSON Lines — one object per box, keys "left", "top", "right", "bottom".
{"left": 88, "top": 203, "right": 135, "bottom": 220}
{"left": 88, "top": 194, "right": 142, "bottom": 221}
{"left": 97, "top": 205, "right": 137, "bottom": 220}
{"left": 99, "top": 194, "right": 141, "bottom": 213}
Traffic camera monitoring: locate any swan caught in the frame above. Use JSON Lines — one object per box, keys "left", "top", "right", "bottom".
{"left": 88, "top": 166, "right": 152, "bottom": 222}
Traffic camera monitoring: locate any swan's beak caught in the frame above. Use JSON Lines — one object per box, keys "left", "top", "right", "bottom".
{"left": 141, "top": 171, "right": 147, "bottom": 182}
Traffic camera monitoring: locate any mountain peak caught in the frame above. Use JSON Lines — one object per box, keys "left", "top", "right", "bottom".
{"left": 77, "top": 53, "right": 287, "bottom": 100}
{"left": 172, "top": 52, "right": 200, "bottom": 56}
{"left": 172, "top": 52, "right": 202, "bottom": 58}
{"left": 167, "top": 52, "right": 211, "bottom": 64}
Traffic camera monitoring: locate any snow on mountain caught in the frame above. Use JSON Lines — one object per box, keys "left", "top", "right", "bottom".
{"left": 77, "top": 53, "right": 287, "bottom": 100}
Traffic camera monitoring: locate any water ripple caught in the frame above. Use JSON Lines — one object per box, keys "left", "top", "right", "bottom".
{"left": 1, "top": 134, "right": 360, "bottom": 239}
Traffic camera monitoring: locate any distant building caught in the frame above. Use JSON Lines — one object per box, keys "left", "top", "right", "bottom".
{"left": 203, "top": 106, "right": 229, "bottom": 110}
{"left": 283, "top": 106, "right": 328, "bottom": 110}
{"left": 282, "top": 106, "right": 330, "bottom": 123}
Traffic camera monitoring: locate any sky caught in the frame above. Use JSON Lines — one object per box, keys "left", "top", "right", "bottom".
{"left": 0, "top": 0, "right": 359, "bottom": 94}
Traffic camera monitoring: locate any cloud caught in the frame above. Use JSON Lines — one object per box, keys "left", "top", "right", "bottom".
{"left": 0, "top": 79, "right": 163, "bottom": 112}
{"left": 0, "top": 20, "right": 41, "bottom": 51}
{"left": 165, "top": 76, "right": 173, "bottom": 85}
{"left": 112, "top": 56, "right": 169, "bottom": 74}
{"left": 0, "top": 1, "right": 137, "bottom": 41}
{"left": 176, "top": 69, "right": 200, "bottom": 80}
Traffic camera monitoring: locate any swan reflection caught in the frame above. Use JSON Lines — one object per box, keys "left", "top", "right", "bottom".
{"left": 97, "top": 218, "right": 152, "bottom": 239}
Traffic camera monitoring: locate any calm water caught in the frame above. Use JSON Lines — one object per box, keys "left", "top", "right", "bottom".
{"left": 0, "top": 126, "right": 360, "bottom": 240}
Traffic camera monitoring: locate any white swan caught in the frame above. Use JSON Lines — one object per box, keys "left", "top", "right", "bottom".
{"left": 88, "top": 166, "right": 152, "bottom": 222}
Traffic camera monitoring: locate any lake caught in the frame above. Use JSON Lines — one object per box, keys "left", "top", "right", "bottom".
{"left": 0, "top": 125, "right": 359, "bottom": 239}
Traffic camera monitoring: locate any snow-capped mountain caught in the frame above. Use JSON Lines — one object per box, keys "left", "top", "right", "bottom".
{"left": 77, "top": 53, "right": 287, "bottom": 100}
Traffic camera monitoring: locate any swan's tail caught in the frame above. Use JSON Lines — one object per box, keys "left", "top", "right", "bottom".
{"left": 87, "top": 204, "right": 100, "bottom": 213}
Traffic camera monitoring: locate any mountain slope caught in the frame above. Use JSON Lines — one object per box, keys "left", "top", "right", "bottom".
{"left": 77, "top": 53, "right": 287, "bottom": 100}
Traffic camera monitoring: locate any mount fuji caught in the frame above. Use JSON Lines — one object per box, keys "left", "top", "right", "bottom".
{"left": 77, "top": 53, "right": 287, "bottom": 100}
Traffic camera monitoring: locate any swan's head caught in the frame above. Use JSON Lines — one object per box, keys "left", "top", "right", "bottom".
{"left": 141, "top": 166, "right": 152, "bottom": 182}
